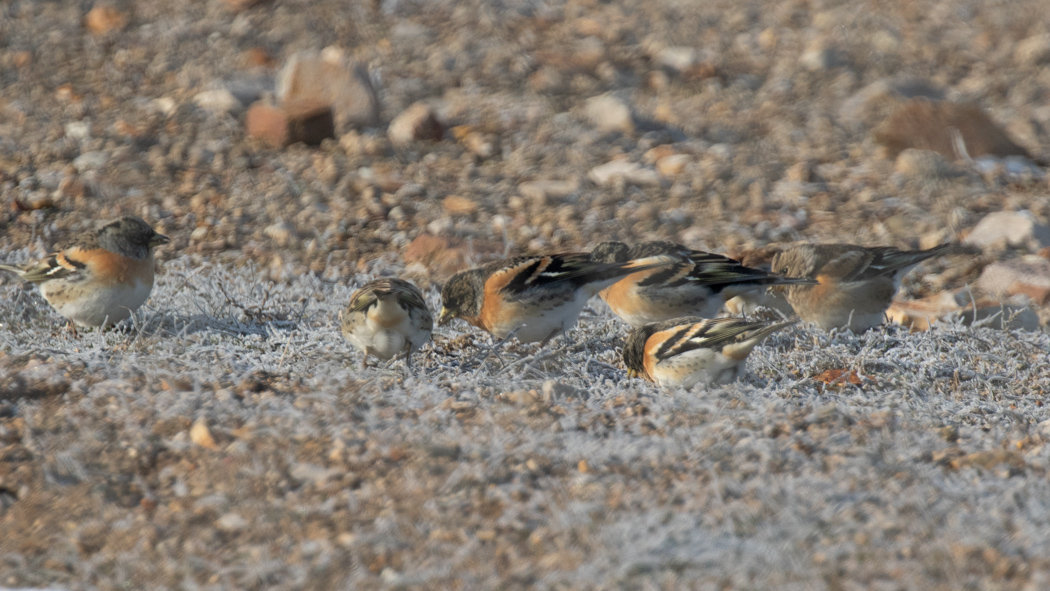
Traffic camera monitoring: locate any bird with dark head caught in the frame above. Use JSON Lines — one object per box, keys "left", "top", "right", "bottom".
{"left": 439, "top": 252, "right": 674, "bottom": 346}
{"left": 0, "top": 216, "right": 169, "bottom": 328}
{"left": 623, "top": 316, "right": 797, "bottom": 388}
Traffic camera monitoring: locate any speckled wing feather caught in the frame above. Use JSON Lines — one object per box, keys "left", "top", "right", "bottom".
{"left": 0, "top": 251, "right": 87, "bottom": 284}
{"left": 487, "top": 253, "right": 668, "bottom": 297}
{"left": 648, "top": 317, "right": 775, "bottom": 362}
{"left": 348, "top": 278, "right": 431, "bottom": 318}
{"left": 819, "top": 244, "right": 950, "bottom": 282}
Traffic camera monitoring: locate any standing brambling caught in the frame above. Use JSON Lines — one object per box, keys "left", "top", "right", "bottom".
{"left": 623, "top": 316, "right": 796, "bottom": 388}
{"left": 769, "top": 243, "right": 951, "bottom": 332}
{"left": 589, "top": 241, "right": 815, "bottom": 327}
{"left": 438, "top": 252, "right": 674, "bottom": 346}
{"left": 0, "top": 216, "right": 169, "bottom": 328}
{"left": 340, "top": 278, "right": 433, "bottom": 369}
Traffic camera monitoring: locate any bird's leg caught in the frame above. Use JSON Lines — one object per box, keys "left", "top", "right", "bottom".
{"left": 66, "top": 320, "right": 79, "bottom": 339}
{"left": 538, "top": 326, "right": 563, "bottom": 350}
{"left": 359, "top": 355, "right": 369, "bottom": 372}
{"left": 472, "top": 327, "right": 519, "bottom": 374}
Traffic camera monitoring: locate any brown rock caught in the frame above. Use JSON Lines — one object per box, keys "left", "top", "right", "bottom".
{"left": 977, "top": 258, "right": 1050, "bottom": 305}
{"left": 1015, "top": 34, "right": 1050, "bottom": 65}
{"left": 84, "top": 4, "right": 128, "bottom": 35}
{"left": 450, "top": 125, "right": 496, "bottom": 158}
{"left": 388, "top": 102, "right": 443, "bottom": 146}
{"left": 276, "top": 50, "right": 380, "bottom": 130}
{"left": 245, "top": 100, "right": 335, "bottom": 148}
{"left": 964, "top": 211, "right": 1050, "bottom": 251}
{"left": 241, "top": 47, "right": 276, "bottom": 69}
{"left": 403, "top": 235, "right": 469, "bottom": 278}
{"left": 874, "top": 99, "right": 1031, "bottom": 160}
{"left": 190, "top": 418, "right": 218, "bottom": 450}
{"left": 442, "top": 195, "right": 478, "bottom": 216}
{"left": 11, "top": 51, "right": 32, "bottom": 69}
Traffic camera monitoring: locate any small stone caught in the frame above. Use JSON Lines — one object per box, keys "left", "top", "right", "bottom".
{"left": 289, "top": 462, "right": 341, "bottom": 486}
{"left": 653, "top": 46, "right": 699, "bottom": 73}
{"left": 518, "top": 179, "right": 579, "bottom": 204}
{"left": 388, "top": 102, "right": 443, "bottom": 146}
{"left": 584, "top": 94, "right": 635, "bottom": 134}
{"left": 450, "top": 126, "right": 496, "bottom": 158}
{"left": 194, "top": 89, "right": 242, "bottom": 115}
{"left": 1015, "top": 34, "right": 1050, "bottom": 65}
{"left": 442, "top": 195, "right": 478, "bottom": 216}
{"left": 11, "top": 51, "right": 32, "bottom": 69}
{"left": 588, "top": 160, "right": 660, "bottom": 187}
{"left": 263, "top": 220, "right": 296, "bottom": 247}
{"left": 241, "top": 47, "right": 276, "bottom": 69}
{"left": 977, "top": 258, "right": 1050, "bottom": 304}
{"left": 84, "top": 4, "right": 127, "bottom": 35}
{"left": 245, "top": 100, "right": 335, "bottom": 148}
{"left": 73, "top": 151, "right": 108, "bottom": 172}
{"left": 190, "top": 226, "right": 210, "bottom": 242}
{"left": 894, "top": 149, "right": 962, "bottom": 179}
{"left": 190, "top": 417, "right": 218, "bottom": 450}
{"left": 64, "top": 121, "right": 91, "bottom": 140}
{"left": 965, "top": 211, "right": 1050, "bottom": 251}
{"left": 799, "top": 40, "right": 846, "bottom": 71}
{"left": 655, "top": 154, "right": 690, "bottom": 177}
{"left": 276, "top": 50, "right": 380, "bottom": 130}
{"left": 215, "top": 512, "right": 248, "bottom": 532}
{"left": 874, "top": 99, "right": 1031, "bottom": 160}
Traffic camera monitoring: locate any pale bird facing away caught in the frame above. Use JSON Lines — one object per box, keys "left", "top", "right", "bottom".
{"left": 0, "top": 216, "right": 169, "bottom": 329}
{"left": 341, "top": 278, "right": 433, "bottom": 369}
{"left": 769, "top": 243, "right": 951, "bottom": 332}
{"left": 623, "top": 316, "right": 797, "bottom": 388}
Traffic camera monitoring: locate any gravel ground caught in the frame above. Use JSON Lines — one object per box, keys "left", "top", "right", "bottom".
{"left": 2, "top": 0, "right": 1050, "bottom": 588}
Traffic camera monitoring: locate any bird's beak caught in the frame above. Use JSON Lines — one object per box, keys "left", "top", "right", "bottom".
{"left": 150, "top": 233, "right": 171, "bottom": 247}
{"left": 438, "top": 307, "right": 454, "bottom": 326}
{"left": 626, "top": 368, "right": 637, "bottom": 379}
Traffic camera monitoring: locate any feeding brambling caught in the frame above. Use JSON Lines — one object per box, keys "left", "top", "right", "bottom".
{"left": 340, "top": 278, "right": 433, "bottom": 369}
{"left": 623, "top": 316, "right": 797, "bottom": 388}
{"left": 589, "top": 241, "right": 815, "bottom": 327}
{"left": 438, "top": 252, "right": 674, "bottom": 346}
{"left": 769, "top": 242, "right": 951, "bottom": 332}
{"left": 721, "top": 245, "right": 798, "bottom": 317}
{"left": 0, "top": 216, "right": 169, "bottom": 328}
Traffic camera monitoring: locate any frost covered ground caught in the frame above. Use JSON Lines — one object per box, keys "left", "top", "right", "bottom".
{"left": 2, "top": 256, "right": 1050, "bottom": 590}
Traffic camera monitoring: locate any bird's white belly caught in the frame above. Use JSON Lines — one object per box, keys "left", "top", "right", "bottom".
{"left": 491, "top": 292, "right": 591, "bottom": 343}
{"left": 653, "top": 349, "right": 743, "bottom": 389}
{"left": 43, "top": 278, "right": 153, "bottom": 327}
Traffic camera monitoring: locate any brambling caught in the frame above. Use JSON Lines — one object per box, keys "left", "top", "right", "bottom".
{"left": 589, "top": 241, "right": 815, "bottom": 327}
{"left": 721, "top": 245, "right": 797, "bottom": 317}
{"left": 0, "top": 216, "right": 169, "bottom": 328}
{"left": 340, "top": 278, "right": 433, "bottom": 369}
{"left": 623, "top": 316, "right": 797, "bottom": 388}
{"left": 769, "top": 242, "right": 951, "bottom": 332}
{"left": 438, "top": 252, "right": 674, "bottom": 346}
